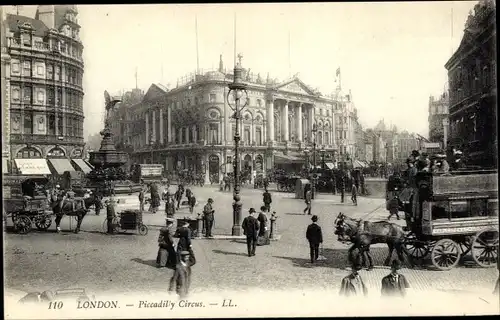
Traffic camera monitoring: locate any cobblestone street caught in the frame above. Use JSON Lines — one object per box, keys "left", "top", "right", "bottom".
{"left": 4, "top": 186, "right": 498, "bottom": 304}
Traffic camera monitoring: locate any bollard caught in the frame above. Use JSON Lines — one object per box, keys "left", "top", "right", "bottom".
{"left": 196, "top": 213, "right": 203, "bottom": 238}
{"left": 270, "top": 211, "right": 278, "bottom": 239}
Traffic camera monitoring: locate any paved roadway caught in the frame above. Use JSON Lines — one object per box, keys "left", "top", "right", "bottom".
{"left": 4, "top": 185, "right": 498, "bottom": 300}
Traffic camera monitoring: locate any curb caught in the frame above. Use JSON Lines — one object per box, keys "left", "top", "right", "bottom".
{"left": 193, "top": 234, "right": 282, "bottom": 241}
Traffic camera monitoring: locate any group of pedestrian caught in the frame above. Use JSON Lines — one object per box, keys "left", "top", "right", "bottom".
{"left": 156, "top": 217, "right": 196, "bottom": 298}
{"left": 339, "top": 259, "right": 410, "bottom": 298}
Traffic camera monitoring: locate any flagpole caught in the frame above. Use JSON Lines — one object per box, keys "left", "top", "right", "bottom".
{"left": 195, "top": 15, "right": 200, "bottom": 74}
{"left": 450, "top": 4, "right": 454, "bottom": 56}
{"left": 288, "top": 30, "right": 291, "bottom": 78}
{"left": 233, "top": 12, "right": 237, "bottom": 67}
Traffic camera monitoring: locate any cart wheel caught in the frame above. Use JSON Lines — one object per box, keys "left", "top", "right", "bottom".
{"left": 102, "top": 217, "right": 120, "bottom": 233}
{"left": 35, "top": 216, "right": 52, "bottom": 231}
{"left": 15, "top": 215, "right": 32, "bottom": 234}
{"left": 403, "top": 232, "right": 429, "bottom": 259}
{"left": 138, "top": 224, "right": 148, "bottom": 236}
{"left": 471, "top": 228, "right": 498, "bottom": 268}
{"left": 458, "top": 237, "right": 472, "bottom": 256}
{"left": 430, "top": 239, "right": 460, "bottom": 271}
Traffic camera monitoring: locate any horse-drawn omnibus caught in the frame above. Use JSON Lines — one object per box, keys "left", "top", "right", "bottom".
{"left": 3, "top": 175, "right": 53, "bottom": 234}
{"left": 403, "top": 169, "right": 498, "bottom": 270}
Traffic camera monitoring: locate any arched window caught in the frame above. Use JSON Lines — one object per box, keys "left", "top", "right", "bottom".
{"left": 47, "top": 147, "right": 65, "bottom": 158}
{"left": 16, "top": 147, "right": 41, "bottom": 159}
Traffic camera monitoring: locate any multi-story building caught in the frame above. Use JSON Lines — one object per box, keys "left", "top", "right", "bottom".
{"left": 445, "top": 0, "right": 496, "bottom": 168}
{"left": 393, "top": 130, "right": 420, "bottom": 164}
{"left": 428, "top": 92, "right": 449, "bottom": 148}
{"left": 110, "top": 57, "right": 359, "bottom": 182}
{"left": 1, "top": 5, "right": 85, "bottom": 172}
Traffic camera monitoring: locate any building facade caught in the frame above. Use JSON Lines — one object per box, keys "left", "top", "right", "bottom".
{"left": 445, "top": 0, "right": 497, "bottom": 168}
{"left": 110, "top": 58, "right": 359, "bottom": 182}
{"left": 428, "top": 92, "right": 449, "bottom": 147}
{"left": 2, "top": 5, "right": 85, "bottom": 166}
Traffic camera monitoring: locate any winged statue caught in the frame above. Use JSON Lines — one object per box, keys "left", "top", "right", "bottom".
{"left": 104, "top": 90, "right": 122, "bottom": 121}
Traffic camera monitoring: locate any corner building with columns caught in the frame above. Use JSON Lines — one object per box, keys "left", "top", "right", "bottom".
{"left": 117, "top": 58, "right": 357, "bottom": 183}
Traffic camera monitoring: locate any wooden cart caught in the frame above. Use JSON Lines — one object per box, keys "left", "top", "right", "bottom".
{"left": 402, "top": 170, "right": 498, "bottom": 271}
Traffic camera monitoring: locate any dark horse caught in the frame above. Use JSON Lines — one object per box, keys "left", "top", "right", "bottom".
{"left": 50, "top": 193, "right": 98, "bottom": 233}
{"left": 334, "top": 212, "right": 407, "bottom": 269}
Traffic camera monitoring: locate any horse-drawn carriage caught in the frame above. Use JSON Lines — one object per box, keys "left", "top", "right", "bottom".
{"left": 276, "top": 175, "right": 300, "bottom": 192}
{"left": 3, "top": 176, "right": 54, "bottom": 234}
{"left": 102, "top": 209, "right": 148, "bottom": 235}
{"left": 335, "top": 169, "right": 498, "bottom": 271}
{"left": 402, "top": 170, "right": 498, "bottom": 270}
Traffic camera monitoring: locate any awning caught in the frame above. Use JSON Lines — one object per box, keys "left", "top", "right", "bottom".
{"left": 274, "top": 154, "right": 304, "bottom": 164}
{"left": 72, "top": 158, "right": 93, "bottom": 174}
{"left": 84, "top": 160, "right": 94, "bottom": 170}
{"left": 14, "top": 159, "right": 51, "bottom": 175}
{"left": 325, "top": 162, "right": 335, "bottom": 170}
{"left": 353, "top": 160, "right": 368, "bottom": 168}
{"left": 47, "top": 158, "right": 76, "bottom": 175}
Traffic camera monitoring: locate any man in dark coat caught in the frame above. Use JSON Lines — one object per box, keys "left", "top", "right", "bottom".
{"left": 351, "top": 183, "right": 358, "bottom": 206}
{"left": 242, "top": 208, "right": 260, "bottom": 257}
{"left": 168, "top": 251, "right": 192, "bottom": 298}
{"left": 165, "top": 197, "right": 176, "bottom": 218}
{"left": 303, "top": 185, "right": 312, "bottom": 215}
{"left": 188, "top": 193, "right": 196, "bottom": 214}
{"left": 94, "top": 194, "right": 102, "bottom": 216}
{"left": 306, "top": 215, "right": 323, "bottom": 264}
{"left": 175, "top": 185, "right": 184, "bottom": 210}
{"left": 175, "top": 221, "right": 196, "bottom": 265}
{"left": 329, "top": 177, "right": 336, "bottom": 195}
{"left": 203, "top": 198, "right": 215, "bottom": 238}
{"left": 381, "top": 260, "right": 410, "bottom": 298}
{"left": 157, "top": 218, "right": 177, "bottom": 268}
{"left": 387, "top": 195, "right": 401, "bottom": 220}
{"left": 106, "top": 199, "right": 116, "bottom": 234}
{"left": 339, "top": 260, "right": 368, "bottom": 297}
{"left": 340, "top": 175, "right": 345, "bottom": 203}
{"left": 185, "top": 188, "right": 192, "bottom": 202}
{"left": 263, "top": 189, "right": 272, "bottom": 213}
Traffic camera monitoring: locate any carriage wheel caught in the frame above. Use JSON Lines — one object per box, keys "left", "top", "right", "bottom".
{"left": 471, "top": 228, "right": 498, "bottom": 268}
{"left": 15, "top": 215, "right": 32, "bottom": 234}
{"left": 102, "top": 217, "right": 120, "bottom": 233}
{"left": 138, "top": 224, "right": 148, "bottom": 236}
{"left": 430, "top": 239, "right": 461, "bottom": 271}
{"left": 403, "top": 232, "right": 429, "bottom": 259}
{"left": 35, "top": 216, "right": 52, "bottom": 231}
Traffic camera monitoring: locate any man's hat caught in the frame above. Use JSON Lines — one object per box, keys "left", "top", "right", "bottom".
{"left": 166, "top": 217, "right": 175, "bottom": 223}
{"left": 391, "top": 259, "right": 401, "bottom": 270}
{"left": 311, "top": 215, "right": 318, "bottom": 222}
{"left": 56, "top": 185, "right": 60, "bottom": 188}
{"left": 180, "top": 251, "right": 190, "bottom": 256}
{"left": 182, "top": 221, "right": 190, "bottom": 227}
{"left": 208, "top": 198, "right": 214, "bottom": 203}
{"left": 249, "top": 208, "right": 256, "bottom": 214}
{"left": 352, "top": 262, "right": 363, "bottom": 271}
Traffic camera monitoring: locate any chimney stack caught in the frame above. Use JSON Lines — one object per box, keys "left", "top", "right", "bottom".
{"left": 35, "top": 5, "right": 55, "bottom": 29}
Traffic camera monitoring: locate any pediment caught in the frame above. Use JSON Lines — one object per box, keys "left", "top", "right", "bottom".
{"left": 275, "top": 78, "right": 315, "bottom": 96}
{"left": 142, "top": 84, "right": 168, "bottom": 102}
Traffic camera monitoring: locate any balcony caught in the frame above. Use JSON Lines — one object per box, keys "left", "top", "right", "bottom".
{"left": 10, "top": 134, "right": 84, "bottom": 145}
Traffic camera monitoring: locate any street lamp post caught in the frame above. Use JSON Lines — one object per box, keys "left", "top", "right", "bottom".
{"left": 303, "top": 149, "right": 310, "bottom": 171}
{"left": 320, "top": 148, "right": 326, "bottom": 169}
{"left": 311, "top": 124, "right": 318, "bottom": 198}
{"left": 226, "top": 55, "right": 249, "bottom": 236}
{"left": 149, "top": 130, "right": 154, "bottom": 164}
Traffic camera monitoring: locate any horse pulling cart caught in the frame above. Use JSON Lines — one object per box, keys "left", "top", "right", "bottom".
{"left": 103, "top": 209, "right": 148, "bottom": 235}
{"left": 3, "top": 176, "right": 54, "bottom": 234}
{"left": 276, "top": 175, "right": 300, "bottom": 192}
{"left": 402, "top": 170, "right": 499, "bottom": 271}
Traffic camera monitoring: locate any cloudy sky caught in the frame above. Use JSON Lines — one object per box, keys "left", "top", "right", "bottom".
{"left": 8, "top": 2, "right": 475, "bottom": 138}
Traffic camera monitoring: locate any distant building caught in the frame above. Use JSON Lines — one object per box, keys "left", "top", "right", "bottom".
{"left": 108, "top": 56, "right": 360, "bottom": 182}
{"left": 445, "top": 0, "right": 497, "bottom": 168}
{"left": 1, "top": 5, "right": 86, "bottom": 173}
{"left": 428, "top": 92, "right": 449, "bottom": 148}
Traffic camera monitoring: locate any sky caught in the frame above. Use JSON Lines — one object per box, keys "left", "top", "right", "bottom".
{"left": 7, "top": 2, "right": 476, "bottom": 139}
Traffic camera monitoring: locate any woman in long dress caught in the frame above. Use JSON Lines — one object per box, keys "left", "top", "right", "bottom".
{"left": 156, "top": 218, "right": 177, "bottom": 269}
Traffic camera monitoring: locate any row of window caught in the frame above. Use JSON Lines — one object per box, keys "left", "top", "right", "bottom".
{"left": 11, "top": 85, "right": 83, "bottom": 109}
{"left": 430, "top": 104, "right": 448, "bottom": 115}
{"left": 11, "top": 60, "right": 83, "bottom": 85}
{"left": 13, "top": 30, "right": 82, "bottom": 58}
{"left": 11, "top": 112, "right": 83, "bottom": 137}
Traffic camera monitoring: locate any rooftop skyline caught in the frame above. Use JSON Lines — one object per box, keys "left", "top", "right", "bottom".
{"left": 4, "top": 2, "right": 476, "bottom": 138}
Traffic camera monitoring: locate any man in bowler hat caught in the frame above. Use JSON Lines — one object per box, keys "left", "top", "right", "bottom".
{"left": 381, "top": 260, "right": 410, "bottom": 298}
{"left": 306, "top": 215, "right": 323, "bottom": 264}
{"left": 339, "top": 259, "right": 368, "bottom": 297}
{"left": 242, "top": 208, "right": 260, "bottom": 257}
{"left": 169, "top": 250, "right": 192, "bottom": 298}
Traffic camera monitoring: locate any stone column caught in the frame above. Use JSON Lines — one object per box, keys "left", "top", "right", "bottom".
{"left": 443, "top": 118, "right": 449, "bottom": 149}
{"left": 192, "top": 125, "right": 197, "bottom": 142}
{"left": 145, "top": 112, "right": 149, "bottom": 145}
{"left": 267, "top": 98, "right": 274, "bottom": 142}
{"left": 282, "top": 101, "right": 289, "bottom": 141}
{"left": 224, "top": 88, "right": 230, "bottom": 142}
{"left": 185, "top": 127, "right": 190, "bottom": 143}
{"left": 296, "top": 103, "right": 303, "bottom": 142}
{"left": 308, "top": 105, "right": 315, "bottom": 139}
{"left": 159, "top": 109, "right": 164, "bottom": 144}
{"left": 167, "top": 105, "right": 172, "bottom": 143}
{"left": 152, "top": 110, "right": 156, "bottom": 143}
{"left": 331, "top": 104, "right": 336, "bottom": 149}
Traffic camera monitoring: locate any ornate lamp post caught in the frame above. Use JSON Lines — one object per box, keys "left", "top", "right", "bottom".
{"left": 149, "top": 129, "right": 154, "bottom": 164}
{"left": 226, "top": 54, "right": 249, "bottom": 236}
{"left": 303, "top": 148, "right": 310, "bottom": 171}
{"left": 311, "top": 123, "right": 318, "bottom": 198}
